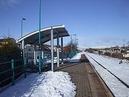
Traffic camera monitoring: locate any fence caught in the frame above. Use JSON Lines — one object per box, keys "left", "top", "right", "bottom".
{"left": 0, "top": 59, "right": 26, "bottom": 88}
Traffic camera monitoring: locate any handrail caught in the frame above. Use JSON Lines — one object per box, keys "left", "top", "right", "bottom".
{"left": 0, "top": 59, "right": 22, "bottom": 65}
{"left": 0, "top": 59, "right": 26, "bottom": 87}
{"left": 0, "top": 61, "right": 11, "bottom": 65}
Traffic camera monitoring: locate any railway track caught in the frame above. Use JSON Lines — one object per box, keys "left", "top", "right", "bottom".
{"left": 87, "top": 55, "right": 129, "bottom": 89}
{"left": 87, "top": 54, "right": 129, "bottom": 97}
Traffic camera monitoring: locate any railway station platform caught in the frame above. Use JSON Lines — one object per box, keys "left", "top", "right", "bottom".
{"left": 55, "top": 62, "right": 114, "bottom": 97}
{"left": 0, "top": 53, "right": 115, "bottom": 97}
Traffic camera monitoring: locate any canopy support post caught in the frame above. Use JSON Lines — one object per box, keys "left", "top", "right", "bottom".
{"left": 51, "top": 27, "right": 54, "bottom": 71}
{"left": 61, "top": 37, "right": 64, "bottom": 64}
{"left": 57, "top": 33, "right": 60, "bottom": 67}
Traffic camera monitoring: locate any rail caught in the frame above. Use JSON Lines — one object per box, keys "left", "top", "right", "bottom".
{"left": 88, "top": 55, "right": 129, "bottom": 89}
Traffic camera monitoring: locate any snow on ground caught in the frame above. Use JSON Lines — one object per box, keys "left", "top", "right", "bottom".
{"left": 70, "top": 52, "right": 84, "bottom": 62}
{"left": 71, "top": 52, "right": 82, "bottom": 60}
{"left": 85, "top": 52, "right": 129, "bottom": 97}
{"left": 0, "top": 71, "right": 76, "bottom": 97}
{"left": 86, "top": 53, "right": 129, "bottom": 86}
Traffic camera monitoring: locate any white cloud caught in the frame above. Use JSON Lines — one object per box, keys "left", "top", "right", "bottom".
{"left": 78, "top": 35, "right": 129, "bottom": 48}
{"left": 0, "top": 0, "right": 21, "bottom": 8}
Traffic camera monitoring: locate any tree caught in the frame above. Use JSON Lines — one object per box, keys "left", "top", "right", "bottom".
{"left": 63, "top": 41, "right": 78, "bottom": 58}
{"left": 0, "top": 37, "right": 22, "bottom": 62}
{"left": 0, "top": 37, "right": 23, "bottom": 87}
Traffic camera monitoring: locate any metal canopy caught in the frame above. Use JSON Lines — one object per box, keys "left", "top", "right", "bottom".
{"left": 17, "top": 25, "right": 69, "bottom": 45}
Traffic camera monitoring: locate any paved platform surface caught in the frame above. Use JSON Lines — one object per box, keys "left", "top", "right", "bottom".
{"left": 56, "top": 63, "right": 113, "bottom": 97}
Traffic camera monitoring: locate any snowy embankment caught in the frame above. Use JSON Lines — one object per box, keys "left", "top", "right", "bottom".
{"left": 85, "top": 52, "right": 129, "bottom": 97}
{"left": 0, "top": 71, "right": 76, "bottom": 97}
{"left": 70, "top": 52, "right": 84, "bottom": 62}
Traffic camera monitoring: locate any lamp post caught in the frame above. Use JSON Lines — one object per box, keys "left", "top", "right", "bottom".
{"left": 21, "top": 17, "right": 26, "bottom": 78}
{"left": 38, "top": 0, "right": 42, "bottom": 74}
{"left": 21, "top": 18, "right": 26, "bottom": 37}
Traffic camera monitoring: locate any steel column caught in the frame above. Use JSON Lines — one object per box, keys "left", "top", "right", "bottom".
{"left": 34, "top": 49, "right": 36, "bottom": 65}
{"left": 11, "top": 59, "right": 15, "bottom": 85}
{"left": 51, "top": 27, "right": 54, "bottom": 71}
{"left": 61, "top": 37, "right": 63, "bottom": 64}
{"left": 57, "top": 33, "right": 60, "bottom": 67}
{"left": 42, "top": 51, "right": 44, "bottom": 59}
{"left": 21, "top": 40, "right": 26, "bottom": 78}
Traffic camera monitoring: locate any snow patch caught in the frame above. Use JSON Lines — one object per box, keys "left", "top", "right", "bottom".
{"left": 71, "top": 52, "right": 83, "bottom": 60}
{"left": 0, "top": 71, "right": 76, "bottom": 97}
{"left": 70, "top": 52, "right": 85, "bottom": 62}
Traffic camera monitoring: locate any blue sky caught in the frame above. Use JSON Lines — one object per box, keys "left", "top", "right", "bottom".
{"left": 0, "top": 0, "right": 129, "bottom": 48}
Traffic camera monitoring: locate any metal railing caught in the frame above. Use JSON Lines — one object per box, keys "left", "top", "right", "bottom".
{"left": 0, "top": 59, "right": 26, "bottom": 87}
